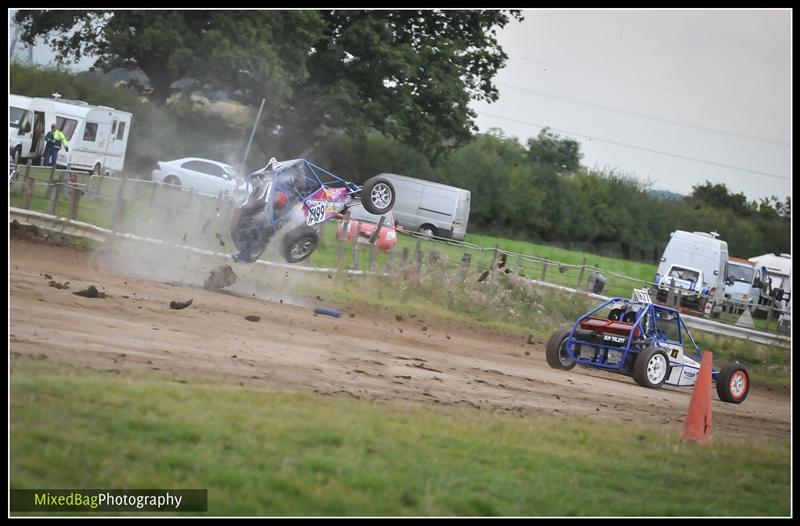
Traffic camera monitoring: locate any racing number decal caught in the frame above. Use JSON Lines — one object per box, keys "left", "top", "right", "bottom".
{"left": 307, "top": 204, "right": 325, "bottom": 225}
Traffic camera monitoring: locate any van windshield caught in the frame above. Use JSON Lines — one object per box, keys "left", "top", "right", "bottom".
{"left": 726, "top": 263, "right": 754, "bottom": 284}
{"left": 10, "top": 107, "right": 25, "bottom": 128}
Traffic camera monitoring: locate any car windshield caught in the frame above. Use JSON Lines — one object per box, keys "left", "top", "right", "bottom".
{"left": 726, "top": 263, "right": 754, "bottom": 283}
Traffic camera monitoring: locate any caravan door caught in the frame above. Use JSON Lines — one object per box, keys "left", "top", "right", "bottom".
{"left": 104, "top": 116, "right": 127, "bottom": 172}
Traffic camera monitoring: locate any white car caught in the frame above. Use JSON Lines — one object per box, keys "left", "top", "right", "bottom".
{"left": 151, "top": 157, "right": 245, "bottom": 198}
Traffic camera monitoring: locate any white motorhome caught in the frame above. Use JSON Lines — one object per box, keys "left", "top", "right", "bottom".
{"left": 652, "top": 230, "right": 728, "bottom": 314}
{"left": 9, "top": 94, "right": 49, "bottom": 164}
{"left": 748, "top": 253, "right": 791, "bottom": 313}
{"left": 10, "top": 95, "right": 132, "bottom": 174}
{"left": 377, "top": 173, "right": 470, "bottom": 240}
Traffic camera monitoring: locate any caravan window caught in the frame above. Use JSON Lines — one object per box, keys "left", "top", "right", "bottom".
{"left": 83, "top": 122, "right": 98, "bottom": 142}
{"left": 117, "top": 121, "right": 126, "bottom": 140}
{"left": 56, "top": 117, "right": 79, "bottom": 140}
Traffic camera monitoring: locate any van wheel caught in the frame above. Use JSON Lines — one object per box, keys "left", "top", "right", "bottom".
{"left": 420, "top": 224, "right": 437, "bottom": 237}
{"left": 92, "top": 163, "right": 102, "bottom": 176}
{"left": 11, "top": 146, "right": 21, "bottom": 164}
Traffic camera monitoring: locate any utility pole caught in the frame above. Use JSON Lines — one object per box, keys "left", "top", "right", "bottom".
{"left": 240, "top": 98, "right": 265, "bottom": 175}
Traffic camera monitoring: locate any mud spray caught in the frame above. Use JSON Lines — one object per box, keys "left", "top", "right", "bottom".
{"left": 88, "top": 188, "right": 318, "bottom": 308}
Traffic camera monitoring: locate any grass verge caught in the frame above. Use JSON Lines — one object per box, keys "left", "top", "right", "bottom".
{"left": 10, "top": 356, "right": 790, "bottom": 517}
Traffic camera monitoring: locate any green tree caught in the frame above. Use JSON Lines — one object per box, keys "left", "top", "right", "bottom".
{"left": 280, "top": 10, "right": 523, "bottom": 161}
{"left": 15, "top": 9, "right": 522, "bottom": 163}
{"left": 13, "top": 10, "right": 325, "bottom": 111}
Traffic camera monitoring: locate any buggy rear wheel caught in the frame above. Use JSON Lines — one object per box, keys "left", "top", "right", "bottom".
{"left": 633, "top": 346, "right": 669, "bottom": 389}
{"left": 545, "top": 327, "right": 576, "bottom": 370}
{"left": 716, "top": 363, "right": 750, "bottom": 404}
{"left": 361, "top": 176, "right": 395, "bottom": 215}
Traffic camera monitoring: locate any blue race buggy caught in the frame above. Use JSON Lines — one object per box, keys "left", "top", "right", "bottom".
{"left": 545, "top": 291, "right": 750, "bottom": 403}
{"left": 230, "top": 158, "right": 395, "bottom": 264}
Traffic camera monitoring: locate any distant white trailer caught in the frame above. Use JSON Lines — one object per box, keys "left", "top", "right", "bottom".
{"left": 10, "top": 94, "right": 132, "bottom": 175}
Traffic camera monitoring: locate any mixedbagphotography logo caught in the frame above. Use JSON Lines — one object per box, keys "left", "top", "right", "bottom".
{"left": 10, "top": 489, "right": 208, "bottom": 512}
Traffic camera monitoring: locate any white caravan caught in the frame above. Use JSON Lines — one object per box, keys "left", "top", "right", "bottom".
{"left": 10, "top": 94, "right": 132, "bottom": 174}
{"left": 652, "top": 230, "right": 728, "bottom": 314}
{"left": 376, "top": 173, "right": 470, "bottom": 240}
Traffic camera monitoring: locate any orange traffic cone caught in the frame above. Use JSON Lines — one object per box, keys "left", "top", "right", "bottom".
{"left": 682, "top": 351, "right": 713, "bottom": 444}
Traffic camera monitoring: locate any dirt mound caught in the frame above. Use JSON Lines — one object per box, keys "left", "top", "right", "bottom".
{"left": 10, "top": 220, "right": 90, "bottom": 250}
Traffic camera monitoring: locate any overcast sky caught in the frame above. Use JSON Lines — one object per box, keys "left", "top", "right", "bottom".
{"left": 11, "top": 9, "right": 791, "bottom": 202}
{"left": 471, "top": 9, "right": 791, "bottom": 202}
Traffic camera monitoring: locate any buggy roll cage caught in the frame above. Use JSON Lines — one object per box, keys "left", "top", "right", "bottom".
{"left": 571, "top": 297, "right": 703, "bottom": 357}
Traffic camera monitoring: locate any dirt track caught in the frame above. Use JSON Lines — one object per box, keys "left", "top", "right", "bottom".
{"left": 10, "top": 238, "right": 791, "bottom": 442}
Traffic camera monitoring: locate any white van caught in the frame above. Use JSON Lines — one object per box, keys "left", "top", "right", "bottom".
{"left": 10, "top": 95, "right": 132, "bottom": 174}
{"left": 377, "top": 173, "right": 470, "bottom": 240}
{"left": 723, "top": 257, "right": 769, "bottom": 311}
{"left": 652, "top": 230, "right": 728, "bottom": 313}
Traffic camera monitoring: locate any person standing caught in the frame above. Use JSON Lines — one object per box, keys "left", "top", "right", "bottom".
{"left": 43, "top": 123, "right": 69, "bottom": 167}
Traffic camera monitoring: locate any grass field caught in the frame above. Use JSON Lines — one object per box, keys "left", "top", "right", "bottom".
{"left": 10, "top": 356, "right": 790, "bottom": 517}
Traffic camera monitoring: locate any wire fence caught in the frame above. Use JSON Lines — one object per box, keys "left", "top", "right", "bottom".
{"left": 9, "top": 159, "right": 790, "bottom": 338}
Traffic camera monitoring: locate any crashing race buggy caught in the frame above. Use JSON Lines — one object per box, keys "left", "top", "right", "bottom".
{"left": 545, "top": 290, "right": 751, "bottom": 404}
{"left": 230, "top": 158, "right": 396, "bottom": 264}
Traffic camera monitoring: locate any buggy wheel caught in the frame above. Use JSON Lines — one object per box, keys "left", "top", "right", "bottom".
{"left": 716, "top": 363, "right": 750, "bottom": 404}
{"left": 545, "top": 327, "right": 576, "bottom": 370}
{"left": 280, "top": 226, "right": 319, "bottom": 263}
{"left": 361, "top": 176, "right": 395, "bottom": 215}
{"left": 633, "top": 346, "right": 670, "bottom": 389}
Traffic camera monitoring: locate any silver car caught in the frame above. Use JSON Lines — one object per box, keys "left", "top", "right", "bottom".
{"left": 151, "top": 157, "right": 245, "bottom": 197}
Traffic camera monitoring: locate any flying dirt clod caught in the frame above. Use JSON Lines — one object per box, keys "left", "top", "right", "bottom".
{"left": 73, "top": 285, "right": 107, "bottom": 298}
{"left": 169, "top": 299, "right": 193, "bottom": 310}
{"left": 204, "top": 265, "right": 237, "bottom": 291}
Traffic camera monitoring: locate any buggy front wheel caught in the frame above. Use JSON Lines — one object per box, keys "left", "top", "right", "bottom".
{"left": 633, "top": 346, "right": 670, "bottom": 389}
{"left": 280, "top": 225, "right": 319, "bottom": 263}
{"left": 361, "top": 176, "right": 395, "bottom": 215}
